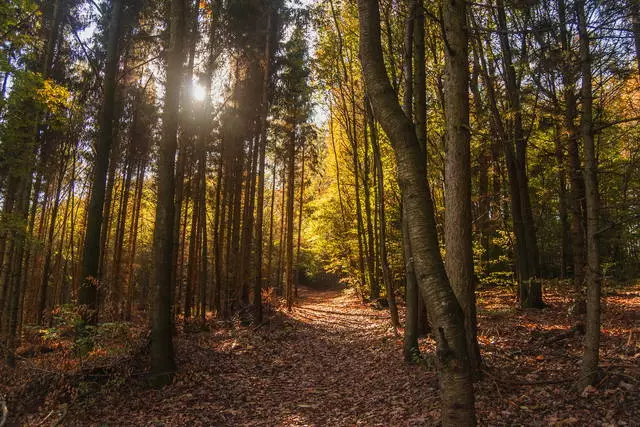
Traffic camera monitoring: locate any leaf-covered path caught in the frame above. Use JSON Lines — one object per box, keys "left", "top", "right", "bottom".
{"left": 5, "top": 284, "right": 640, "bottom": 425}
{"left": 70, "top": 287, "right": 440, "bottom": 425}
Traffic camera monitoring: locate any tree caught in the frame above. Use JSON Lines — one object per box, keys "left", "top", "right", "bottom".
{"left": 357, "top": 0, "right": 476, "bottom": 424}
{"left": 150, "top": 0, "right": 187, "bottom": 386}
{"left": 442, "top": 0, "right": 481, "bottom": 374}
{"left": 576, "top": 0, "right": 601, "bottom": 390}
{"left": 79, "top": 0, "right": 124, "bottom": 325}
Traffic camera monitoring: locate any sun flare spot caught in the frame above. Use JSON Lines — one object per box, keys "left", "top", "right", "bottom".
{"left": 192, "top": 82, "right": 206, "bottom": 101}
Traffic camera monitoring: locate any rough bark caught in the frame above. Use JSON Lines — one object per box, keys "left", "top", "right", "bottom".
{"left": 442, "top": 0, "right": 481, "bottom": 374}
{"left": 367, "top": 100, "right": 399, "bottom": 328}
{"left": 150, "top": 0, "right": 186, "bottom": 386}
{"left": 576, "top": 0, "right": 601, "bottom": 390}
{"left": 491, "top": 2, "right": 543, "bottom": 307}
{"left": 79, "top": 0, "right": 123, "bottom": 324}
{"left": 357, "top": 0, "right": 476, "bottom": 424}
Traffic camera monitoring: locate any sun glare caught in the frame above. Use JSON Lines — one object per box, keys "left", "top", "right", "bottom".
{"left": 192, "top": 82, "right": 206, "bottom": 101}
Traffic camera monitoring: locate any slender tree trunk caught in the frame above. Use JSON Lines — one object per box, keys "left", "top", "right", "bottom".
{"left": 150, "top": 0, "right": 186, "bottom": 385}
{"left": 295, "top": 145, "right": 305, "bottom": 298}
{"left": 401, "top": 0, "right": 421, "bottom": 359}
{"left": 576, "top": 0, "right": 601, "bottom": 390}
{"left": 253, "top": 11, "right": 273, "bottom": 322}
{"left": 276, "top": 167, "right": 287, "bottom": 294}
{"left": 558, "top": 0, "right": 586, "bottom": 309}
{"left": 126, "top": 159, "right": 145, "bottom": 318}
{"left": 413, "top": 0, "right": 427, "bottom": 158}
{"left": 79, "top": 0, "right": 123, "bottom": 324}
{"left": 555, "top": 125, "right": 570, "bottom": 278}
{"left": 266, "top": 160, "right": 277, "bottom": 288}
{"left": 495, "top": 0, "right": 542, "bottom": 308}
{"left": 363, "top": 119, "right": 377, "bottom": 299}
{"left": 443, "top": 0, "right": 481, "bottom": 374}
{"left": 285, "top": 128, "right": 296, "bottom": 310}
{"left": 368, "top": 100, "right": 399, "bottom": 328}
{"left": 38, "top": 155, "right": 68, "bottom": 324}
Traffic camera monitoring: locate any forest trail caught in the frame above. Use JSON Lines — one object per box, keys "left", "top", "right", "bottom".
{"left": 7, "top": 284, "right": 639, "bottom": 425}
{"left": 61, "top": 287, "right": 439, "bottom": 426}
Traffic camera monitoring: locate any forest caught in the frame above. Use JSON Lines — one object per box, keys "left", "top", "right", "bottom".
{"left": 0, "top": 0, "right": 639, "bottom": 424}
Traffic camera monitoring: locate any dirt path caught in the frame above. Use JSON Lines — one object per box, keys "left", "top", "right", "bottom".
{"left": 64, "top": 287, "right": 439, "bottom": 426}
{"left": 12, "top": 285, "right": 640, "bottom": 425}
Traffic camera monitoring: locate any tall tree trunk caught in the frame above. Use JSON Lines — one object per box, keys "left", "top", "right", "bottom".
{"left": 401, "top": 0, "right": 422, "bottom": 360}
{"left": 38, "top": 154, "right": 68, "bottom": 324}
{"left": 126, "top": 159, "right": 145, "bottom": 318}
{"left": 495, "top": 0, "right": 542, "bottom": 308}
{"left": 413, "top": 0, "right": 426, "bottom": 157}
{"left": 150, "top": 0, "right": 186, "bottom": 385}
{"left": 558, "top": 0, "right": 586, "bottom": 309}
{"left": 295, "top": 145, "right": 305, "bottom": 298}
{"left": 576, "top": 0, "right": 601, "bottom": 390}
{"left": 358, "top": 1, "right": 476, "bottom": 423}
{"left": 285, "top": 128, "right": 296, "bottom": 310}
{"left": 253, "top": 11, "right": 273, "bottom": 322}
{"left": 443, "top": 0, "right": 481, "bottom": 374}
{"left": 368, "top": 100, "right": 399, "bottom": 328}
{"left": 79, "top": 0, "right": 123, "bottom": 324}
{"left": 276, "top": 166, "right": 287, "bottom": 294}
{"left": 555, "top": 125, "right": 570, "bottom": 278}
{"left": 266, "top": 160, "right": 277, "bottom": 288}
{"left": 363, "top": 117, "right": 377, "bottom": 299}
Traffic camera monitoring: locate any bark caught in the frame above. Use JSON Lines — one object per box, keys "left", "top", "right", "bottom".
{"left": 442, "top": 0, "right": 481, "bottom": 374}
{"left": 295, "top": 146, "right": 305, "bottom": 298}
{"left": 266, "top": 160, "right": 277, "bottom": 288}
{"left": 150, "top": 0, "right": 186, "bottom": 386}
{"left": 126, "top": 159, "right": 145, "bottom": 318}
{"left": 413, "top": 0, "right": 427, "bottom": 158}
{"left": 576, "top": 0, "right": 601, "bottom": 390}
{"left": 555, "top": 125, "right": 570, "bottom": 278}
{"left": 198, "top": 151, "right": 208, "bottom": 321}
{"left": 185, "top": 165, "right": 201, "bottom": 319}
{"left": 357, "top": 1, "right": 476, "bottom": 424}
{"left": 285, "top": 127, "right": 296, "bottom": 310}
{"left": 79, "top": 0, "right": 123, "bottom": 324}
{"left": 37, "top": 153, "right": 68, "bottom": 324}
{"left": 368, "top": 100, "right": 399, "bottom": 327}
{"left": 558, "top": 0, "right": 586, "bottom": 307}
{"left": 495, "top": 0, "right": 542, "bottom": 308}
{"left": 253, "top": 11, "right": 273, "bottom": 322}
{"left": 363, "top": 117, "right": 377, "bottom": 299}
{"left": 402, "top": 0, "right": 421, "bottom": 360}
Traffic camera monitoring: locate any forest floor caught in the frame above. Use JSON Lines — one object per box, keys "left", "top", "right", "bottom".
{"left": 1, "top": 282, "right": 639, "bottom": 426}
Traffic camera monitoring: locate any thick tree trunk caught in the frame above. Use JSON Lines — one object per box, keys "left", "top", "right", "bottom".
{"left": 150, "top": 0, "right": 186, "bottom": 386}
{"left": 357, "top": 1, "right": 476, "bottom": 424}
